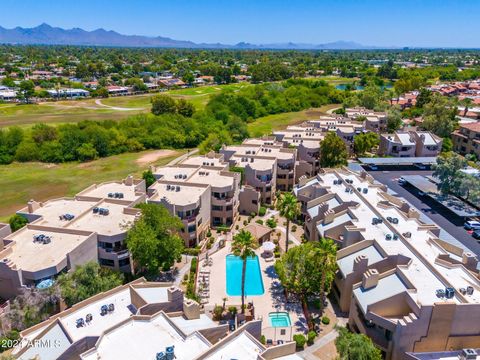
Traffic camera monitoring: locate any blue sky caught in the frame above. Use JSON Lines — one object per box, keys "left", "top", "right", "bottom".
{"left": 0, "top": 0, "right": 478, "bottom": 47}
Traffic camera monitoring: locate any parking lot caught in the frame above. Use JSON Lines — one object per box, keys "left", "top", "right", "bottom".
{"left": 364, "top": 168, "right": 480, "bottom": 257}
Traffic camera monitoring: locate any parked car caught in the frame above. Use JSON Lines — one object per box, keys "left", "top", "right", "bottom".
{"left": 398, "top": 177, "right": 406, "bottom": 185}
{"left": 464, "top": 221, "right": 480, "bottom": 231}
{"left": 472, "top": 230, "right": 480, "bottom": 240}
{"left": 414, "top": 163, "right": 427, "bottom": 170}
{"left": 418, "top": 190, "right": 426, "bottom": 196}
{"left": 367, "top": 164, "right": 378, "bottom": 171}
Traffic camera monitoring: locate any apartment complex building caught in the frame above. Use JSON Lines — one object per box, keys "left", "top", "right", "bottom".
{"left": 13, "top": 279, "right": 300, "bottom": 360}
{"left": 150, "top": 153, "right": 241, "bottom": 245}
{"left": 346, "top": 107, "right": 388, "bottom": 132}
{"left": 220, "top": 141, "right": 297, "bottom": 204}
{"left": 452, "top": 122, "right": 480, "bottom": 159}
{"left": 379, "top": 131, "right": 442, "bottom": 157}
{"left": 294, "top": 169, "right": 480, "bottom": 360}
{"left": 0, "top": 176, "right": 146, "bottom": 299}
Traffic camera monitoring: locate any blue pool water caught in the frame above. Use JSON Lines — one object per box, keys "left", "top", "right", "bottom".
{"left": 269, "top": 312, "right": 292, "bottom": 327}
{"left": 226, "top": 254, "right": 264, "bottom": 296}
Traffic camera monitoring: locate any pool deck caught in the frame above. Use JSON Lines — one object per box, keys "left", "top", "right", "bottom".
{"left": 201, "top": 241, "right": 306, "bottom": 342}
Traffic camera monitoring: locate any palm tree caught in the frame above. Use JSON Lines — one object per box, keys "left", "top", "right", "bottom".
{"left": 276, "top": 192, "right": 300, "bottom": 253}
{"left": 232, "top": 230, "right": 257, "bottom": 314}
{"left": 316, "top": 238, "right": 338, "bottom": 315}
{"left": 461, "top": 97, "right": 473, "bottom": 117}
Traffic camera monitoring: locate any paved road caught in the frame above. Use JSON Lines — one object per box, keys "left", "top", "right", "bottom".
{"left": 366, "top": 169, "right": 480, "bottom": 257}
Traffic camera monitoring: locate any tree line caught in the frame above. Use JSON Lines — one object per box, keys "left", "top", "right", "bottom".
{"left": 0, "top": 79, "right": 342, "bottom": 165}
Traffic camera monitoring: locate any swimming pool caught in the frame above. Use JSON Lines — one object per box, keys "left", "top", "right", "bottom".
{"left": 226, "top": 254, "right": 264, "bottom": 296}
{"left": 269, "top": 312, "right": 291, "bottom": 327}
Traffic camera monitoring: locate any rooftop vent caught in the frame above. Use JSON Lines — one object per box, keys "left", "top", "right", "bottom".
{"left": 461, "top": 349, "right": 478, "bottom": 360}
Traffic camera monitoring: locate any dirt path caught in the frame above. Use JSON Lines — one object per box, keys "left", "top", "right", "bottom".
{"left": 95, "top": 99, "right": 146, "bottom": 111}
{"left": 135, "top": 150, "right": 178, "bottom": 165}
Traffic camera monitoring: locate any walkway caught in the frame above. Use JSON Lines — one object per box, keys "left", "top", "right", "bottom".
{"left": 299, "top": 329, "right": 338, "bottom": 360}
{"left": 167, "top": 149, "right": 199, "bottom": 166}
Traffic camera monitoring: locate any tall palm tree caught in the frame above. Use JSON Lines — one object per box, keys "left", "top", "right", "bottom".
{"left": 232, "top": 230, "right": 257, "bottom": 314}
{"left": 316, "top": 238, "right": 338, "bottom": 315}
{"left": 461, "top": 97, "right": 473, "bottom": 117}
{"left": 276, "top": 192, "right": 300, "bottom": 253}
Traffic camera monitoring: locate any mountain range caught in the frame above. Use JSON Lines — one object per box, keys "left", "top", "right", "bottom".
{"left": 0, "top": 23, "right": 385, "bottom": 49}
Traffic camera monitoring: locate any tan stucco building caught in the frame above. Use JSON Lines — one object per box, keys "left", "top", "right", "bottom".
{"left": 0, "top": 176, "right": 146, "bottom": 299}
{"left": 295, "top": 169, "right": 480, "bottom": 360}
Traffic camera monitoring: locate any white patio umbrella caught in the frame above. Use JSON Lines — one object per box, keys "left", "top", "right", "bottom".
{"left": 262, "top": 241, "right": 275, "bottom": 252}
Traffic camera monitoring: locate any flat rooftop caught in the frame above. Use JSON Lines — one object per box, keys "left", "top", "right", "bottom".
{"left": 153, "top": 166, "right": 198, "bottom": 182}
{"left": 337, "top": 244, "right": 384, "bottom": 276}
{"left": 181, "top": 156, "right": 225, "bottom": 168}
{"left": 188, "top": 168, "right": 235, "bottom": 189}
{"left": 66, "top": 200, "right": 138, "bottom": 236}
{"left": 232, "top": 156, "right": 276, "bottom": 171}
{"left": 298, "top": 170, "right": 480, "bottom": 306}
{"left": 81, "top": 312, "right": 210, "bottom": 360}
{"left": 149, "top": 182, "right": 208, "bottom": 206}
{"left": 202, "top": 331, "right": 264, "bottom": 360}
{"left": 78, "top": 182, "right": 142, "bottom": 202}
{"left": 22, "top": 199, "right": 97, "bottom": 228}
{"left": 358, "top": 157, "right": 438, "bottom": 165}
{"left": 353, "top": 273, "right": 409, "bottom": 314}
{"left": 3, "top": 227, "right": 92, "bottom": 273}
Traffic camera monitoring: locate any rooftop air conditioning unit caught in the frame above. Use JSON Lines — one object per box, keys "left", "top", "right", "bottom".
{"left": 461, "top": 349, "right": 478, "bottom": 360}
{"left": 466, "top": 286, "right": 474, "bottom": 295}
{"left": 183, "top": 174, "right": 187, "bottom": 179}
{"left": 176, "top": 186, "right": 180, "bottom": 192}
{"left": 166, "top": 185, "right": 171, "bottom": 190}
{"left": 445, "top": 287, "right": 455, "bottom": 299}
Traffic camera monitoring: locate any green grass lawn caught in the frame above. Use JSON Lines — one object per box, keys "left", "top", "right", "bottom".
{"left": 0, "top": 83, "right": 251, "bottom": 127}
{"left": 0, "top": 150, "right": 183, "bottom": 221}
{"left": 248, "top": 104, "right": 339, "bottom": 137}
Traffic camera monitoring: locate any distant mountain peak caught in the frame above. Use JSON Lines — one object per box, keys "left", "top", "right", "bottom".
{"left": 0, "top": 23, "right": 390, "bottom": 49}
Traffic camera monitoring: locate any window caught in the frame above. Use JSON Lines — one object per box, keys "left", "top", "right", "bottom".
{"left": 252, "top": 199, "right": 258, "bottom": 205}
{"left": 100, "top": 259, "right": 115, "bottom": 267}
{"left": 212, "top": 205, "right": 223, "bottom": 211}
{"left": 119, "top": 258, "right": 130, "bottom": 267}
{"left": 188, "top": 224, "right": 196, "bottom": 233}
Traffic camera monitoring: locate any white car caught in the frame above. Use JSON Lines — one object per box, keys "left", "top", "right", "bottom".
{"left": 367, "top": 164, "right": 378, "bottom": 171}
{"left": 464, "top": 220, "right": 480, "bottom": 231}
{"left": 398, "top": 177, "right": 406, "bottom": 185}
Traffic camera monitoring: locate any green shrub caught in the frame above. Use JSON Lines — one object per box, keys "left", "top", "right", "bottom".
{"left": 321, "top": 316, "right": 330, "bottom": 325}
{"left": 213, "top": 305, "right": 224, "bottom": 320}
{"left": 250, "top": 212, "right": 257, "bottom": 218}
{"left": 258, "top": 207, "right": 267, "bottom": 216}
{"left": 255, "top": 219, "right": 264, "bottom": 225}
{"left": 260, "top": 335, "right": 266, "bottom": 345}
{"left": 228, "top": 306, "right": 237, "bottom": 316}
{"left": 243, "top": 220, "right": 248, "bottom": 226}
{"left": 206, "top": 230, "right": 212, "bottom": 237}
{"left": 274, "top": 251, "right": 280, "bottom": 258}
{"left": 206, "top": 242, "right": 212, "bottom": 250}
{"left": 190, "top": 257, "right": 198, "bottom": 272}
{"left": 183, "top": 248, "right": 201, "bottom": 256}
{"left": 291, "top": 225, "right": 297, "bottom": 232}
{"left": 307, "top": 331, "right": 316, "bottom": 345}
{"left": 235, "top": 225, "right": 239, "bottom": 230}
{"left": 266, "top": 217, "right": 277, "bottom": 228}
{"left": 9, "top": 214, "right": 28, "bottom": 232}
{"left": 293, "top": 334, "right": 306, "bottom": 349}
{"left": 183, "top": 273, "right": 189, "bottom": 281}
